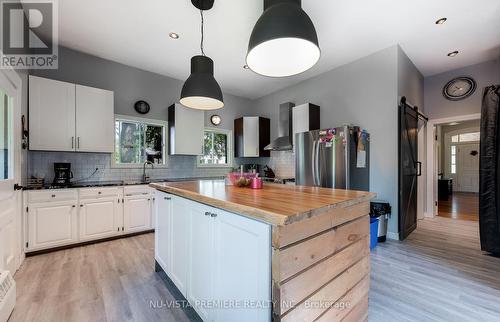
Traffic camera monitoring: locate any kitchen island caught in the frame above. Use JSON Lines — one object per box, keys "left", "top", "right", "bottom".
{"left": 150, "top": 180, "right": 375, "bottom": 322}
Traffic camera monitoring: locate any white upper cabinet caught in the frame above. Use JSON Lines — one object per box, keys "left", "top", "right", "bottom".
{"left": 243, "top": 117, "right": 259, "bottom": 157}
{"left": 292, "top": 103, "right": 320, "bottom": 146}
{"left": 75, "top": 85, "right": 114, "bottom": 152}
{"left": 28, "top": 76, "right": 114, "bottom": 153}
{"left": 168, "top": 103, "right": 204, "bottom": 156}
{"left": 29, "top": 76, "right": 76, "bottom": 151}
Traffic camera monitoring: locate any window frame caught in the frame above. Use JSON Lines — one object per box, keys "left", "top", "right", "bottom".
{"left": 112, "top": 114, "right": 168, "bottom": 169}
{"left": 444, "top": 126, "right": 480, "bottom": 178}
{"left": 197, "top": 127, "right": 233, "bottom": 168}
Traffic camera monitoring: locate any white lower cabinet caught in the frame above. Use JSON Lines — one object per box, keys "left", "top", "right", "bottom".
{"left": 79, "top": 197, "right": 122, "bottom": 241}
{"left": 188, "top": 204, "right": 215, "bottom": 321}
{"left": 155, "top": 191, "right": 171, "bottom": 272}
{"left": 169, "top": 195, "right": 190, "bottom": 296}
{"left": 124, "top": 196, "right": 151, "bottom": 233}
{"left": 28, "top": 200, "right": 78, "bottom": 251}
{"left": 26, "top": 185, "right": 154, "bottom": 252}
{"left": 155, "top": 193, "right": 271, "bottom": 322}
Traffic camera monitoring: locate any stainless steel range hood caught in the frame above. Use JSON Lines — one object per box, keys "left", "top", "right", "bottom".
{"left": 264, "top": 102, "right": 295, "bottom": 151}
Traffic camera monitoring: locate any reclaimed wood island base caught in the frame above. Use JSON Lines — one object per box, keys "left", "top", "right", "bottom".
{"left": 151, "top": 180, "right": 375, "bottom": 322}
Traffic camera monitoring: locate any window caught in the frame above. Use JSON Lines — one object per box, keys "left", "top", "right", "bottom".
{"left": 451, "top": 145, "right": 456, "bottom": 174}
{"left": 114, "top": 115, "right": 167, "bottom": 167}
{"left": 451, "top": 132, "right": 480, "bottom": 143}
{"left": 198, "top": 128, "right": 232, "bottom": 167}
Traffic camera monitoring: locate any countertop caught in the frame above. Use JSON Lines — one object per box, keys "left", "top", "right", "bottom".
{"left": 24, "top": 177, "right": 224, "bottom": 190}
{"left": 150, "top": 180, "right": 376, "bottom": 226}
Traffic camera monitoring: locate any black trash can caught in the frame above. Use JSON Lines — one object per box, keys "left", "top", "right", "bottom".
{"left": 370, "top": 200, "right": 391, "bottom": 242}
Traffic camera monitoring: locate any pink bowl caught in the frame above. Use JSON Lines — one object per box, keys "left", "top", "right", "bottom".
{"left": 228, "top": 172, "right": 257, "bottom": 187}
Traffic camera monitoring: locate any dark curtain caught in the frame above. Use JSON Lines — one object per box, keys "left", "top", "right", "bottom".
{"left": 479, "top": 85, "right": 500, "bottom": 254}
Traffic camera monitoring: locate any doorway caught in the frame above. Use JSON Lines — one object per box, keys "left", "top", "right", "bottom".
{"left": 0, "top": 68, "right": 23, "bottom": 273}
{"left": 438, "top": 121, "right": 480, "bottom": 221}
{"left": 426, "top": 115, "right": 481, "bottom": 224}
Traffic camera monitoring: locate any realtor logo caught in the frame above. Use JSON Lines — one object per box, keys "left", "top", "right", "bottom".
{"left": 0, "top": 0, "right": 58, "bottom": 69}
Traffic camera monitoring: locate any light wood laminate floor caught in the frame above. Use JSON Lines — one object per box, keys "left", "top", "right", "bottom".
{"left": 370, "top": 216, "right": 500, "bottom": 321}
{"left": 10, "top": 234, "right": 194, "bottom": 322}
{"left": 11, "top": 217, "right": 500, "bottom": 322}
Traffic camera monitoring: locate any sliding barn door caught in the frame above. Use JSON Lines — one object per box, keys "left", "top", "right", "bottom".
{"left": 399, "top": 102, "right": 421, "bottom": 240}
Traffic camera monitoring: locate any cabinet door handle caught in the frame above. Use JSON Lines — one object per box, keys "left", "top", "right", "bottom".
{"left": 164, "top": 197, "right": 171, "bottom": 200}
{"left": 71, "top": 136, "right": 74, "bottom": 149}
{"left": 205, "top": 211, "right": 211, "bottom": 216}
{"left": 80, "top": 204, "right": 84, "bottom": 207}
{"left": 72, "top": 205, "right": 76, "bottom": 208}
{"left": 210, "top": 213, "right": 217, "bottom": 218}
{"left": 51, "top": 194, "right": 56, "bottom": 198}
{"left": 77, "top": 137, "right": 80, "bottom": 149}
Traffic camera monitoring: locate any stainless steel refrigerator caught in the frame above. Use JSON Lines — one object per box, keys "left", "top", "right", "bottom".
{"left": 295, "top": 126, "right": 369, "bottom": 191}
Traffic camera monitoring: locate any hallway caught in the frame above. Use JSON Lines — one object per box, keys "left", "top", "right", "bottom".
{"left": 370, "top": 216, "right": 500, "bottom": 321}
{"left": 438, "top": 192, "right": 479, "bottom": 221}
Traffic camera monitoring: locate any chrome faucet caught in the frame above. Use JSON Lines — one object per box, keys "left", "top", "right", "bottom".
{"left": 143, "top": 160, "right": 154, "bottom": 182}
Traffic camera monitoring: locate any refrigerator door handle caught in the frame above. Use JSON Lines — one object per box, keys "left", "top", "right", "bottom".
{"left": 315, "top": 140, "right": 321, "bottom": 186}
{"left": 311, "top": 140, "right": 317, "bottom": 186}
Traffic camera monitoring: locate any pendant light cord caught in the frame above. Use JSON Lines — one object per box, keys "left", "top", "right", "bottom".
{"left": 200, "top": 9, "right": 205, "bottom": 56}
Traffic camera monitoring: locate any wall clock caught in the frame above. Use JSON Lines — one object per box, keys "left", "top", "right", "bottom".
{"left": 210, "top": 114, "right": 221, "bottom": 126}
{"left": 134, "top": 100, "right": 150, "bottom": 114}
{"left": 443, "top": 76, "right": 476, "bottom": 101}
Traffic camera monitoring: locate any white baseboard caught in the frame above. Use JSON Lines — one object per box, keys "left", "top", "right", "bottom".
{"left": 386, "top": 232, "right": 399, "bottom": 240}
{"left": 424, "top": 212, "right": 435, "bottom": 218}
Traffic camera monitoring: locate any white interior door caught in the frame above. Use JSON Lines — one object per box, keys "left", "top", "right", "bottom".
{"left": 457, "top": 143, "right": 480, "bottom": 192}
{"left": 0, "top": 69, "right": 22, "bottom": 273}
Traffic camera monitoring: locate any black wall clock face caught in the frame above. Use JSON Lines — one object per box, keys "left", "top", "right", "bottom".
{"left": 443, "top": 77, "right": 476, "bottom": 101}
{"left": 134, "top": 100, "right": 150, "bottom": 114}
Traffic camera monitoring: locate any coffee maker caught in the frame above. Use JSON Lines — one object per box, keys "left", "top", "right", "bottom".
{"left": 53, "top": 162, "right": 73, "bottom": 186}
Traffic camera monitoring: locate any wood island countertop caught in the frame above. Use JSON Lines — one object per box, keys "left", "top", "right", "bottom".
{"left": 150, "top": 180, "right": 376, "bottom": 227}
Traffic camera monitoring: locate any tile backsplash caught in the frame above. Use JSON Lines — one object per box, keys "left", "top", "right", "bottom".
{"left": 27, "top": 150, "right": 297, "bottom": 184}
{"left": 27, "top": 152, "right": 231, "bottom": 183}
{"left": 268, "top": 151, "right": 295, "bottom": 178}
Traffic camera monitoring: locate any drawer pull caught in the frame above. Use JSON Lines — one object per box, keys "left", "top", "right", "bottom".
{"left": 164, "top": 197, "right": 171, "bottom": 200}
{"left": 210, "top": 213, "right": 217, "bottom": 218}
{"left": 72, "top": 205, "right": 76, "bottom": 208}
{"left": 51, "top": 194, "right": 56, "bottom": 198}
{"left": 98, "top": 191, "right": 102, "bottom": 194}
{"left": 205, "top": 211, "right": 211, "bottom": 216}
{"left": 80, "top": 205, "right": 84, "bottom": 207}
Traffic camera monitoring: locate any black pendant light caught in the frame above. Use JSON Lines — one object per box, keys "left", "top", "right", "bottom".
{"left": 247, "top": 0, "right": 320, "bottom": 77}
{"left": 180, "top": 0, "right": 224, "bottom": 110}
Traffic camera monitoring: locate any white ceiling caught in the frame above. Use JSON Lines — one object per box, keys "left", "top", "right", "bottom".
{"left": 56, "top": 0, "right": 500, "bottom": 99}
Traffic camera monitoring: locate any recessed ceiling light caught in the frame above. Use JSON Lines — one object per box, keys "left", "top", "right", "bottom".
{"left": 435, "top": 17, "right": 447, "bottom": 25}
{"left": 447, "top": 51, "right": 459, "bottom": 57}
{"left": 243, "top": 64, "right": 249, "bottom": 69}
{"left": 169, "top": 32, "right": 179, "bottom": 39}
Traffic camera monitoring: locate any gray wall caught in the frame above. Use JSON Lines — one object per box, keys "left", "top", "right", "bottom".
{"left": 397, "top": 46, "right": 424, "bottom": 109}
{"left": 31, "top": 47, "right": 253, "bottom": 128}
{"left": 424, "top": 59, "right": 500, "bottom": 120}
{"left": 26, "top": 45, "right": 428, "bottom": 238}
{"left": 28, "top": 47, "right": 257, "bottom": 181}
{"left": 253, "top": 46, "right": 402, "bottom": 235}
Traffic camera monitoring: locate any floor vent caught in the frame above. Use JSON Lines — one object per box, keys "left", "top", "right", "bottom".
{"left": 0, "top": 271, "right": 16, "bottom": 322}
